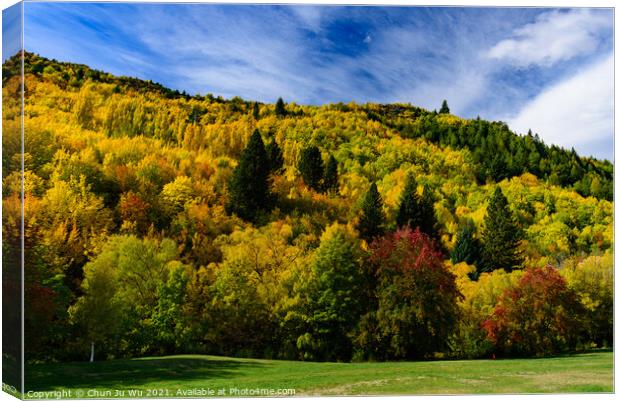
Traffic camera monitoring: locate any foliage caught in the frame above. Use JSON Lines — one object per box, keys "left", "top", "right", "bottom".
{"left": 356, "top": 183, "right": 385, "bottom": 242}
{"left": 361, "top": 228, "right": 461, "bottom": 360}
{"left": 480, "top": 187, "right": 523, "bottom": 273}
{"left": 298, "top": 145, "right": 324, "bottom": 192}
{"left": 323, "top": 154, "right": 339, "bottom": 193}
{"left": 483, "top": 265, "right": 584, "bottom": 356}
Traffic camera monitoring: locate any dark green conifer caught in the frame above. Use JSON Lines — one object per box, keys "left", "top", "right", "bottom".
{"left": 323, "top": 154, "right": 339, "bottom": 193}
{"left": 451, "top": 221, "right": 481, "bottom": 267}
{"left": 480, "top": 187, "right": 523, "bottom": 273}
{"left": 226, "top": 129, "right": 272, "bottom": 222}
{"left": 266, "top": 139, "right": 284, "bottom": 173}
{"left": 439, "top": 99, "right": 450, "bottom": 114}
{"left": 298, "top": 145, "right": 324, "bottom": 191}
{"left": 396, "top": 173, "right": 423, "bottom": 229}
{"left": 275, "top": 97, "right": 286, "bottom": 117}
{"left": 252, "top": 102, "right": 260, "bottom": 120}
{"left": 356, "top": 183, "right": 385, "bottom": 242}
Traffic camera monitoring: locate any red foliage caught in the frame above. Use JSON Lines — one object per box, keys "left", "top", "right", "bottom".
{"left": 483, "top": 265, "right": 584, "bottom": 356}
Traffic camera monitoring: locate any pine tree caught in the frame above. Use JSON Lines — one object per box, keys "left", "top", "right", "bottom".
{"left": 226, "top": 129, "right": 272, "bottom": 222}
{"left": 356, "top": 183, "right": 385, "bottom": 242}
{"left": 396, "top": 173, "right": 423, "bottom": 229}
{"left": 275, "top": 97, "right": 286, "bottom": 117}
{"left": 252, "top": 102, "right": 260, "bottom": 120}
{"left": 451, "top": 221, "right": 481, "bottom": 267}
{"left": 266, "top": 139, "right": 284, "bottom": 173}
{"left": 323, "top": 154, "right": 339, "bottom": 193}
{"left": 439, "top": 99, "right": 450, "bottom": 114}
{"left": 419, "top": 184, "right": 439, "bottom": 239}
{"left": 480, "top": 187, "right": 523, "bottom": 273}
{"left": 298, "top": 145, "right": 324, "bottom": 191}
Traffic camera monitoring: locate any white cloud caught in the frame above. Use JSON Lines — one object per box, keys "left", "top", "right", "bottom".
{"left": 487, "top": 9, "right": 611, "bottom": 68}
{"left": 507, "top": 55, "right": 613, "bottom": 158}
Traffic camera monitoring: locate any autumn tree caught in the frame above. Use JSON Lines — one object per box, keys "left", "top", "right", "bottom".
{"left": 226, "top": 129, "right": 272, "bottom": 222}
{"left": 483, "top": 265, "right": 584, "bottom": 356}
{"left": 480, "top": 187, "right": 523, "bottom": 273}
{"left": 356, "top": 182, "right": 385, "bottom": 242}
{"left": 298, "top": 145, "right": 324, "bottom": 191}
{"left": 362, "top": 228, "right": 460, "bottom": 360}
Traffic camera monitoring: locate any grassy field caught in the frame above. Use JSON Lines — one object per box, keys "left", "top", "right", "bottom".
{"left": 24, "top": 350, "right": 613, "bottom": 397}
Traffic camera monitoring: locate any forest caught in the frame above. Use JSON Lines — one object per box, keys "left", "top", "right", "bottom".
{"left": 2, "top": 52, "right": 613, "bottom": 364}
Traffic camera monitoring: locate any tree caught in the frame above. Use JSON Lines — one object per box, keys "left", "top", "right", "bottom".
{"left": 285, "top": 224, "right": 365, "bottom": 361}
{"left": 356, "top": 183, "right": 385, "bottom": 242}
{"left": 252, "top": 102, "right": 260, "bottom": 120}
{"left": 450, "top": 222, "right": 481, "bottom": 270}
{"left": 396, "top": 173, "right": 423, "bottom": 230}
{"left": 323, "top": 154, "right": 339, "bottom": 193}
{"left": 480, "top": 187, "right": 523, "bottom": 273}
{"left": 439, "top": 99, "right": 450, "bottom": 114}
{"left": 362, "top": 228, "right": 460, "bottom": 360}
{"left": 298, "top": 145, "right": 324, "bottom": 191}
{"left": 483, "top": 265, "right": 584, "bottom": 356}
{"left": 226, "top": 129, "right": 272, "bottom": 222}
{"left": 275, "top": 97, "right": 286, "bottom": 117}
{"left": 266, "top": 139, "right": 284, "bottom": 173}
{"left": 419, "top": 184, "right": 439, "bottom": 239}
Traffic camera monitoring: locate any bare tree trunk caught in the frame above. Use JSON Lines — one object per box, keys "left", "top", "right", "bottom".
{"left": 90, "top": 341, "right": 95, "bottom": 362}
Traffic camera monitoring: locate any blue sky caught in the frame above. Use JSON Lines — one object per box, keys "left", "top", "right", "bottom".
{"left": 17, "top": 2, "right": 614, "bottom": 160}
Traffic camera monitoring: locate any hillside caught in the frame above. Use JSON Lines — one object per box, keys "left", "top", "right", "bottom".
{"left": 2, "top": 52, "right": 613, "bottom": 364}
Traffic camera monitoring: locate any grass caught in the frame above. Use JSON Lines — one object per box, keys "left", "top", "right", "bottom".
{"left": 23, "top": 351, "right": 613, "bottom": 397}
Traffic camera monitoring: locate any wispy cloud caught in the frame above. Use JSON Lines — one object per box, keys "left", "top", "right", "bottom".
{"left": 486, "top": 9, "right": 612, "bottom": 68}
{"left": 21, "top": 4, "right": 614, "bottom": 160}
{"left": 507, "top": 55, "right": 613, "bottom": 160}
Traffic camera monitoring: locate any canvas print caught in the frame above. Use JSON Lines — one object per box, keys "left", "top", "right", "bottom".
{"left": 2, "top": 1, "right": 614, "bottom": 398}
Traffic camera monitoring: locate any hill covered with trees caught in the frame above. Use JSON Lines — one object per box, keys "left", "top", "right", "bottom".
{"left": 2, "top": 52, "right": 613, "bottom": 363}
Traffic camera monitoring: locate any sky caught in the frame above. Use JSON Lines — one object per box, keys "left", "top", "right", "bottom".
{"left": 13, "top": 2, "right": 615, "bottom": 160}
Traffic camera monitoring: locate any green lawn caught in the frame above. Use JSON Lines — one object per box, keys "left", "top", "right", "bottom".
{"left": 24, "top": 351, "right": 613, "bottom": 397}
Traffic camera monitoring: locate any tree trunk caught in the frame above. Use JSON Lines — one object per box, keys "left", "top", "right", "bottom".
{"left": 90, "top": 341, "right": 95, "bottom": 362}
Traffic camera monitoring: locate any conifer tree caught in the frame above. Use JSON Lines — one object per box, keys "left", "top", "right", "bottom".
{"left": 396, "top": 173, "right": 423, "bottom": 229}
{"left": 275, "top": 97, "right": 286, "bottom": 117}
{"left": 451, "top": 221, "right": 481, "bottom": 267}
{"left": 252, "top": 102, "right": 260, "bottom": 120}
{"left": 323, "top": 154, "right": 339, "bottom": 193}
{"left": 266, "top": 139, "right": 284, "bottom": 173}
{"left": 439, "top": 99, "right": 450, "bottom": 114}
{"left": 298, "top": 145, "right": 324, "bottom": 191}
{"left": 356, "top": 183, "right": 385, "bottom": 242}
{"left": 419, "top": 184, "right": 439, "bottom": 240}
{"left": 226, "top": 129, "right": 272, "bottom": 222}
{"left": 480, "top": 187, "right": 523, "bottom": 273}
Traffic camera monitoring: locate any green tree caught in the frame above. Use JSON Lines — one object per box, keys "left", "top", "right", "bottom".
{"left": 252, "top": 102, "right": 260, "bottom": 120}
{"left": 323, "top": 154, "right": 339, "bottom": 193}
{"left": 356, "top": 183, "right": 385, "bottom": 242}
{"left": 396, "top": 173, "right": 423, "bottom": 230}
{"left": 275, "top": 97, "right": 286, "bottom": 117}
{"left": 439, "top": 99, "right": 450, "bottom": 114}
{"left": 419, "top": 184, "right": 439, "bottom": 240}
{"left": 480, "top": 187, "right": 523, "bottom": 273}
{"left": 266, "top": 139, "right": 284, "bottom": 173}
{"left": 286, "top": 225, "right": 365, "bottom": 361}
{"left": 450, "top": 221, "right": 481, "bottom": 272}
{"left": 298, "top": 145, "right": 324, "bottom": 191}
{"left": 226, "top": 129, "right": 272, "bottom": 222}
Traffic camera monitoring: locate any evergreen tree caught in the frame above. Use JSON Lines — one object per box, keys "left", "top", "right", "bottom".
{"left": 480, "top": 187, "right": 523, "bottom": 273}
{"left": 252, "top": 102, "right": 260, "bottom": 120}
{"left": 419, "top": 184, "right": 439, "bottom": 239}
{"left": 266, "top": 139, "right": 284, "bottom": 173}
{"left": 396, "top": 173, "right": 423, "bottom": 229}
{"left": 226, "top": 129, "right": 272, "bottom": 222}
{"left": 451, "top": 221, "right": 481, "bottom": 268}
{"left": 323, "top": 154, "right": 339, "bottom": 193}
{"left": 356, "top": 183, "right": 385, "bottom": 242}
{"left": 439, "top": 99, "right": 450, "bottom": 114}
{"left": 275, "top": 97, "right": 286, "bottom": 117}
{"left": 298, "top": 145, "right": 324, "bottom": 191}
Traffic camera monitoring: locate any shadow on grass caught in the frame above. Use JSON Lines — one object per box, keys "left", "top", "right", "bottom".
{"left": 25, "top": 356, "right": 263, "bottom": 391}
